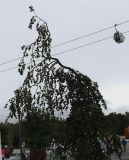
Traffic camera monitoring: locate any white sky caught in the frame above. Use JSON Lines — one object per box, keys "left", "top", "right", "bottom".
{"left": 0, "top": 0, "right": 129, "bottom": 121}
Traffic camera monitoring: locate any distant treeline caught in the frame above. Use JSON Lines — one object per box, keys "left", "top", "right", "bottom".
{"left": 104, "top": 112, "right": 129, "bottom": 136}
{"left": 1, "top": 112, "right": 129, "bottom": 147}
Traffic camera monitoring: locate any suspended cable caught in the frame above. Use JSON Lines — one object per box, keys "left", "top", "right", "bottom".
{"left": 52, "top": 20, "right": 129, "bottom": 48}
{"left": 0, "top": 66, "right": 18, "bottom": 73}
{"left": 0, "top": 57, "right": 23, "bottom": 66}
{"left": 0, "top": 19, "right": 129, "bottom": 67}
{"left": 54, "top": 36, "right": 112, "bottom": 56}
{"left": 0, "top": 30, "right": 129, "bottom": 74}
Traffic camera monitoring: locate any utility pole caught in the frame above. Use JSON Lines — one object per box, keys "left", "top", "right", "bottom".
{"left": 15, "top": 89, "right": 22, "bottom": 160}
{"left": 0, "top": 131, "right": 2, "bottom": 160}
{"left": 18, "top": 114, "right": 22, "bottom": 160}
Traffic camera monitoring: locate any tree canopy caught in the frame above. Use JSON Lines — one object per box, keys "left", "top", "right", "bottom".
{"left": 5, "top": 6, "right": 107, "bottom": 159}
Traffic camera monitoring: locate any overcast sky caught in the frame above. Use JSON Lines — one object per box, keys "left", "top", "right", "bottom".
{"left": 0, "top": 0, "right": 129, "bottom": 121}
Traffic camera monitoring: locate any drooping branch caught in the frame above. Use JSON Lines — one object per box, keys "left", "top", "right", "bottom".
{"left": 6, "top": 6, "right": 106, "bottom": 119}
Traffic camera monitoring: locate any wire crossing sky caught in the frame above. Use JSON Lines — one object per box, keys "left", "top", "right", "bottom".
{"left": 0, "top": 19, "right": 129, "bottom": 67}
{"left": 0, "top": 30, "right": 129, "bottom": 73}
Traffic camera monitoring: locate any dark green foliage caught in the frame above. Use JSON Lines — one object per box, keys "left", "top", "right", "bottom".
{"left": 22, "top": 110, "right": 55, "bottom": 147}
{"left": 0, "top": 123, "right": 19, "bottom": 147}
{"left": 65, "top": 101, "right": 106, "bottom": 160}
{"left": 22, "top": 110, "right": 69, "bottom": 159}
{"left": 5, "top": 6, "right": 107, "bottom": 159}
{"left": 0, "top": 123, "right": 8, "bottom": 146}
{"left": 109, "top": 135, "right": 122, "bottom": 155}
{"left": 11, "top": 123, "right": 20, "bottom": 147}
{"left": 104, "top": 112, "right": 129, "bottom": 136}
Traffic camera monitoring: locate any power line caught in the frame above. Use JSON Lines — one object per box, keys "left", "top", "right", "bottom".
{"left": 52, "top": 20, "right": 129, "bottom": 48}
{"left": 0, "top": 57, "right": 22, "bottom": 66}
{"left": 0, "top": 30, "right": 129, "bottom": 73}
{"left": 0, "top": 66, "right": 18, "bottom": 73}
{"left": 0, "top": 19, "right": 129, "bottom": 67}
{"left": 54, "top": 36, "right": 112, "bottom": 56}
{"left": 0, "top": 36, "right": 112, "bottom": 73}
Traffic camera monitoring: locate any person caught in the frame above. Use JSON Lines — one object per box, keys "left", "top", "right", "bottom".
{"left": 21, "top": 141, "right": 27, "bottom": 160}
{"left": 2, "top": 147, "right": 5, "bottom": 160}
{"left": 121, "top": 138, "right": 127, "bottom": 152}
{"left": 5, "top": 145, "right": 10, "bottom": 160}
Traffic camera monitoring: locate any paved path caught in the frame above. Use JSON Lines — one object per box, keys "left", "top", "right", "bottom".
{"left": 110, "top": 143, "right": 129, "bottom": 160}
{"left": 121, "top": 143, "right": 129, "bottom": 160}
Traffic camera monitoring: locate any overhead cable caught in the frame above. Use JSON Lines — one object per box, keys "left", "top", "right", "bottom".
{"left": 0, "top": 19, "right": 129, "bottom": 67}
{"left": 0, "top": 30, "right": 129, "bottom": 73}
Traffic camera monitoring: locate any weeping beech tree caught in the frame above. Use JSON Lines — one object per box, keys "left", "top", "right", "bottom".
{"left": 6, "top": 6, "right": 107, "bottom": 159}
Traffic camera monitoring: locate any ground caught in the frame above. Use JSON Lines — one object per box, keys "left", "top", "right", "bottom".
{"left": 121, "top": 142, "right": 129, "bottom": 160}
